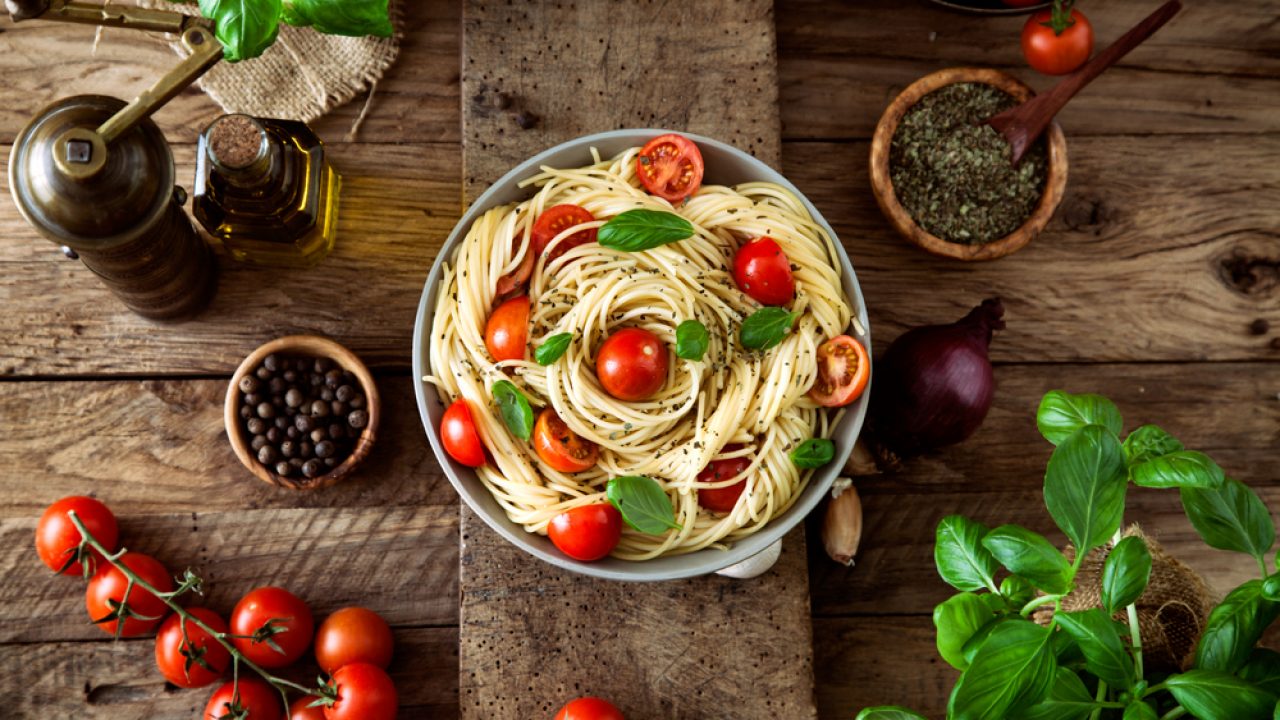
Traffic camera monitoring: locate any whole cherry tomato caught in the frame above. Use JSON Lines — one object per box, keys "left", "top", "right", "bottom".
{"left": 441, "top": 399, "right": 486, "bottom": 467}
{"left": 230, "top": 587, "right": 314, "bottom": 669}
{"left": 548, "top": 504, "right": 622, "bottom": 562}
{"left": 323, "top": 663, "right": 398, "bottom": 720}
{"left": 85, "top": 552, "right": 173, "bottom": 637}
{"left": 554, "top": 696, "right": 626, "bottom": 720}
{"left": 485, "top": 295, "right": 531, "bottom": 362}
{"left": 533, "top": 408, "right": 599, "bottom": 473}
{"left": 155, "top": 607, "right": 231, "bottom": 688}
{"left": 1021, "top": 5, "right": 1094, "bottom": 76}
{"left": 733, "top": 237, "right": 795, "bottom": 306}
{"left": 636, "top": 134, "right": 704, "bottom": 203}
{"left": 808, "top": 335, "right": 870, "bottom": 408}
{"left": 314, "top": 606, "right": 395, "bottom": 674}
{"left": 35, "top": 496, "right": 118, "bottom": 576}
{"left": 204, "top": 678, "right": 282, "bottom": 720}
{"left": 696, "top": 447, "right": 750, "bottom": 513}
{"left": 289, "top": 696, "right": 327, "bottom": 720}
{"left": 532, "top": 204, "right": 597, "bottom": 263}
{"left": 596, "top": 328, "right": 668, "bottom": 401}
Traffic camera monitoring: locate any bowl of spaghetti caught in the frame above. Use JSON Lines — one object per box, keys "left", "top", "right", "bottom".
{"left": 412, "top": 130, "right": 871, "bottom": 580}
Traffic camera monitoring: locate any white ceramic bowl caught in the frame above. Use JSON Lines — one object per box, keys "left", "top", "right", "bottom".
{"left": 411, "top": 130, "right": 871, "bottom": 581}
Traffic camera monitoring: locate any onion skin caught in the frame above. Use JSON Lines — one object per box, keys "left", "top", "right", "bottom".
{"left": 870, "top": 298, "right": 1005, "bottom": 456}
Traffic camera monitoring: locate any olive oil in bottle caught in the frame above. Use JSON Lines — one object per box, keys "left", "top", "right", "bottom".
{"left": 193, "top": 114, "right": 340, "bottom": 267}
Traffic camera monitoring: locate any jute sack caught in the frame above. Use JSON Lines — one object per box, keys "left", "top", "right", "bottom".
{"left": 1037, "top": 525, "right": 1215, "bottom": 672}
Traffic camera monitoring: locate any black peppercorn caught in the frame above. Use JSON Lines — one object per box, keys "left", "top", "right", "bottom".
{"left": 310, "top": 400, "right": 331, "bottom": 418}
{"left": 239, "top": 376, "right": 259, "bottom": 394}
{"left": 309, "top": 374, "right": 324, "bottom": 387}
{"left": 295, "top": 358, "right": 309, "bottom": 372}
{"left": 329, "top": 423, "right": 346, "bottom": 440}
{"left": 314, "top": 357, "right": 332, "bottom": 374}
{"left": 300, "top": 441, "right": 314, "bottom": 458}
{"left": 251, "top": 435, "right": 269, "bottom": 451}
{"left": 331, "top": 401, "right": 348, "bottom": 417}
{"left": 246, "top": 418, "right": 267, "bottom": 435}
{"left": 325, "top": 369, "right": 343, "bottom": 388}
{"left": 281, "top": 440, "right": 297, "bottom": 458}
{"left": 244, "top": 393, "right": 262, "bottom": 407}
{"left": 349, "top": 395, "right": 365, "bottom": 409}
{"left": 348, "top": 409, "right": 369, "bottom": 429}
{"left": 275, "top": 416, "right": 289, "bottom": 430}
{"left": 286, "top": 426, "right": 299, "bottom": 440}
{"left": 266, "top": 427, "right": 282, "bottom": 443}
{"left": 296, "top": 415, "right": 314, "bottom": 432}
{"left": 285, "top": 388, "right": 304, "bottom": 408}
{"left": 258, "top": 445, "right": 279, "bottom": 464}
{"left": 276, "top": 461, "right": 293, "bottom": 477}
{"left": 311, "top": 428, "right": 328, "bottom": 444}
{"left": 315, "top": 440, "right": 335, "bottom": 459}
{"left": 257, "top": 402, "right": 276, "bottom": 419}
{"left": 283, "top": 370, "right": 297, "bottom": 383}
{"left": 271, "top": 395, "right": 285, "bottom": 408}
{"left": 324, "top": 457, "right": 337, "bottom": 468}
{"left": 320, "top": 388, "right": 335, "bottom": 402}
{"left": 240, "top": 405, "right": 254, "bottom": 420}
{"left": 302, "top": 459, "right": 323, "bottom": 478}
{"left": 336, "top": 385, "right": 355, "bottom": 402}
{"left": 264, "top": 354, "right": 281, "bottom": 372}
{"left": 269, "top": 377, "right": 286, "bottom": 394}
{"left": 255, "top": 366, "right": 272, "bottom": 381}
{"left": 289, "top": 457, "right": 304, "bottom": 468}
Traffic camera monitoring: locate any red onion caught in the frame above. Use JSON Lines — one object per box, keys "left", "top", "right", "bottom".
{"left": 870, "top": 298, "right": 1005, "bottom": 456}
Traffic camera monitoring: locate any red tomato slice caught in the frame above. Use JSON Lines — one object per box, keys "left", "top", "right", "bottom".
{"left": 636, "top": 134, "right": 704, "bottom": 203}
{"left": 532, "top": 204, "right": 597, "bottom": 264}
{"left": 441, "top": 399, "right": 486, "bottom": 467}
{"left": 485, "top": 295, "right": 530, "bottom": 362}
{"left": 533, "top": 408, "right": 599, "bottom": 473}
{"left": 809, "top": 335, "right": 870, "bottom": 408}
{"left": 696, "top": 446, "right": 750, "bottom": 513}
{"left": 548, "top": 504, "right": 622, "bottom": 562}
{"left": 733, "top": 237, "right": 796, "bottom": 306}
{"left": 596, "top": 328, "right": 668, "bottom": 401}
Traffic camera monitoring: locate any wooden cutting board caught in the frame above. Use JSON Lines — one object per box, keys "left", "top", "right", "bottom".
{"left": 457, "top": 2, "right": 818, "bottom": 718}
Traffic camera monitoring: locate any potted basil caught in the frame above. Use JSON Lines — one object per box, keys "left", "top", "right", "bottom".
{"left": 172, "top": 0, "right": 394, "bottom": 62}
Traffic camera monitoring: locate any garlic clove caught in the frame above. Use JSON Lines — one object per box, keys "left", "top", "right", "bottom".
{"left": 823, "top": 478, "right": 863, "bottom": 566}
{"left": 715, "top": 538, "right": 782, "bottom": 579}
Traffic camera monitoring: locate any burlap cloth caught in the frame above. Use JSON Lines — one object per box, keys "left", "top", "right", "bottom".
{"left": 132, "top": 0, "right": 401, "bottom": 133}
{"left": 1036, "top": 525, "right": 1215, "bottom": 672}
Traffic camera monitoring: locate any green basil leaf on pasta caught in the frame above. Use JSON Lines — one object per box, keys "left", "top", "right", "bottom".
{"left": 606, "top": 475, "right": 681, "bottom": 535}
{"left": 597, "top": 209, "right": 694, "bottom": 252}
{"left": 534, "top": 333, "right": 573, "bottom": 366}
{"left": 491, "top": 379, "right": 533, "bottom": 441}
{"left": 790, "top": 438, "right": 834, "bottom": 469}
{"left": 740, "top": 307, "right": 798, "bottom": 350}
{"left": 281, "top": 0, "right": 393, "bottom": 37}
{"left": 675, "top": 320, "right": 710, "bottom": 361}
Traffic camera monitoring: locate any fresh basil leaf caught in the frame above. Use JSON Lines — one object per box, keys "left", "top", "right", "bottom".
{"left": 1036, "top": 391, "right": 1123, "bottom": 447}
{"left": 1165, "top": 669, "right": 1277, "bottom": 720}
{"left": 1101, "top": 536, "right": 1152, "bottom": 614}
{"left": 739, "top": 307, "right": 798, "bottom": 350}
{"left": 934, "top": 592, "right": 998, "bottom": 671}
{"left": 1043, "top": 425, "right": 1127, "bottom": 557}
{"left": 1240, "top": 649, "right": 1280, "bottom": 696}
{"left": 1122, "top": 424, "right": 1184, "bottom": 464}
{"left": 1001, "top": 575, "right": 1036, "bottom": 609}
{"left": 789, "top": 438, "right": 834, "bottom": 469}
{"left": 534, "top": 332, "right": 573, "bottom": 365}
{"left": 963, "top": 617, "right": 1016, "bottom": 668}
{"left": 1054, "top": 609, "right": 1135, "bottom": 691}
{"left": 1013, "top": 667, "right": 1095, "bottom": 720}
{"left": 948, "top": 620, "right": 1056, "bottom": 720}
{"left": 981, "top": 525, "right": 1073, "bottom": 595}
{"left": 597, "top": 209, "right": 694, "bottom": 252}
{"left": 1196, "top": 579, "right": 1280, "bottom": 673}
{"left": 1131, "top": 450, "right": 1225, "bottom": 490}
{"left": 281, "top": 0, "right": 393, "bottom": 37}
{"left": 606, "top": 475, "right": 681, "bottom": 534}
{"left": 1181, "top": 478, "right": 1276, "bottom": 565}
{"left": 935, "top": 515, "right": 1000, "bottom": 593}
{"left": 675, "top": 320, "right": 710, "bottom": 361}
{"left": 491, "top": 379, "right": 533, "bottom": 441}
{"left": 197, "top": 0, "right": 283, "bottom": 62}
{"left": 1264, "top": 574, "right": 1280, "bottom": 602}
{"left": 1121, "top": 701, "right": 1158, "bottom": 720}
{"left": 855, "top": 709, "right": 928, "bottom": 720}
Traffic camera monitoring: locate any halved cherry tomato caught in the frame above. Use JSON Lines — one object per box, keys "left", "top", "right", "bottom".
{"left": 532, "top": 204, "right": 597, "bottom": 264}
{"left": 155, "top": 607, "right": 231, "bottom": 688}
{"left": 324, "top": 663, "right": 398, "bottom": 720}
{"left": 204, "top": 678, "right": 282, "bottom": 720}
{"left": 441, "top": 400, "right": 486, "bottom": 467}
{"left": 496, "top": 231, "right": 534, "bottom": 297}
{"left": 636, "top": 134, "right": 704, "bottom": 203}
{"left": 696, "top": 446, "right": 750, "bottom": 513}
{"left": 314, "top": 606, "right": 395, "bottom": 674}
{"left": 733, "top": 237, "right": 795, "bottom": 306}
{"left": 485, "top": 295, "right": 530, "bottom": 362}
{"left": 36, "top": 496, "right": 119, "bottom": 576}
{"left": 533, "top": 408, "right": 599, "bottom": 473}
{"left": 230, "top": 586, "right": 313, "bottom": 669}
{"left": 809, "top": 335, "right": 869, "bottom": 408}
{"left": 1021, "top": 7, "right": 1093, "bottom": 76}
{"left": 289, "top": 697, "right": 327, "bottom": 720}
{"left": 548, "top": 504, "right": 622, "bottom": 562}
{"left": 596, "top": 328, "right": 668, "bottom": 401}
{"left": 85, "top": 552, "right": 173, "bottom": 637}
{"left": 555, "top": 696, "right": 626, "bottom": 720}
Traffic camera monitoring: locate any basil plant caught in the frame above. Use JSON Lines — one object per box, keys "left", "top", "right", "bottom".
{"left": 175, "top": 0, "right": 394, "bottom": 62}
{"left": 859, "top": 390, "right": 1280, "bottom": 720}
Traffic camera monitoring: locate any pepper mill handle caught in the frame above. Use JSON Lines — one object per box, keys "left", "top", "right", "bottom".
{"left": 5, "top": 0, "right": 52, "bottom": 21}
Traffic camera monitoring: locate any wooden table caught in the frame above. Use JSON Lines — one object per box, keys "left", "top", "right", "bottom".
{"left": 1, "top": 1, "right": 1277, "bottom": 717}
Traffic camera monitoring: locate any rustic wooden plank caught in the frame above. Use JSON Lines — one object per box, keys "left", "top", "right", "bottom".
{"left": 0, "top": 506, "right": 460, "bottom": 643}
{"left": 0, "top": 1, "right": 460, "bottom": 145}
{"left": 777, "top": 0, "right": 1280, "bottom": 139}
{"left": 0, "top": 626, "right": 459, "bottom": 719}
{"left": 813, "top": 615, "right": 953, "bottom": 719}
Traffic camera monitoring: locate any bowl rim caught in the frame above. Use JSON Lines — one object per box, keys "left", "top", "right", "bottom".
{"left": 411, "top": 128, "right": 871, "bottom": 581}
{"left": 224, "top": 334, "right": 381, "bottom": 491}
{"left": 869, "top": 67, "right": 1069, "bottom": 261}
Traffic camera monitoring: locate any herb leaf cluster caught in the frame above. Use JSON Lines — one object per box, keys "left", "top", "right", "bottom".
{"left": 183, "top": 0, "right": 393, "bottom": 62}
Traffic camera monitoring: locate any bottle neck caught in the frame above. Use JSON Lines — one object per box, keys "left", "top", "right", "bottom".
{"left": 205, "top": 114, "right": 275, "bottom": 188}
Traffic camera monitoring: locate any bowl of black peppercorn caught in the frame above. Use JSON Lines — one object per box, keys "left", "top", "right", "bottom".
{"left": 225, "top": 335, "right": 380, "bottom": 490}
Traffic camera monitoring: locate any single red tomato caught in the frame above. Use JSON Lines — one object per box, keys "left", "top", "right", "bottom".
{"left": 230, "top": 587, "right": 314, "bottom": 669}
{"left": 1021, "top": 7, "right": 1094, "bottom": 75}
{"left": 35, "top": 496, "right": 119, "bottom": 576}
{"left": 533, "top": 408, "right": 599, "bottom": 473}
{"left": 485, "top": 295, "right": 530, "bottom": 363}
{"left": 532, "top": 204, "right": 597, "bottom": 263}
{"left": 85, "top": 552, "right": 173, "bottom": 637}
{"left": 696, "top": 447, "right": 750, "bottom": 513}
{"left": 733, "top": 237, "right": 795, "bottom": 306}
{"left": 548, "top": 504, "right": 622, "bottom": 562}
{"left": 596, "top": 328, "right": 668, "bottom": 401}
{"left": 155, "top": 607, "right": 231, "bottom": 688}
{"left": 289, "top": 696, "right": 327, "bottom": 720}
{"left": 808, "top": 335, "right": 870, "bottom": 408}
{"left": 555, "top": 696, "right": 626, "bottom": 720}
{"left": 314, "top": 606, "right": 395, "bottom": 675}
{"left": 441, "top": 399, "right": 486, "bottom": 467}
{"left": 204, "top": 678, "right": 282, "bottom": 720}
{"left": 636, "top": 134, "right": 704, "bottom": 203}
{"left": 323, "top": 663, "right": 398, "bottom": 720}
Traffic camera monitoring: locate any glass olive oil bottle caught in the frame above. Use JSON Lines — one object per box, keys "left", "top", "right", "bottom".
{"left": 193, "top": 114, "right": 340, "bottom": 266}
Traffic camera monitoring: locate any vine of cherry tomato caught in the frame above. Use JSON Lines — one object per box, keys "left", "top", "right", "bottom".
{"left": 35, "top": 495, "right": 118, "bottom": 576}
{"left": 155, "top": 607, "right": 232, "bottom": 688}
{"left": 231, "top": 586, "right": 315, "bottom": 669}
{"left": 85, "top": 552, "right": 173, "bottom": 637}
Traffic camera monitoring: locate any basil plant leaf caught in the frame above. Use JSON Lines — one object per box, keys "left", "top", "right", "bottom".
{"left": 281, "top": 0, "right": 394, "bottom": 37}
{"left": 1121, "top": 702, "right": 1158, "bottom": 720}
{"left": 675, "top": 320, "right": 710, "bottom": 361}
{"left": 1036, "top": 391, "right": 1124, "bottom": 447}
{"left": 1013, "top": 667, "right": 1096, "bottom": 720}
{"left": 534, "top": 332, "right": 573, "bottom": 365}
{"left": 490, "top": 379, "right": 534, "bottom": 441}
{"left": 1181, "top": 477, "right": 1276, "bottom": 565}
{"left": 597, "top": 209, "right": 694, "bottom": 252}
{"left": 1054, "top": 609, "right": 1135, "bottom": 691}
{"left": 1240, "top": 648, "right": 1280, "bottom": 696}
{"left": 1165, "top": 669, "right": 1277, "bottom": 720}
{"left": 1101, "top": 536, "right": 1153, "bottom": 614}
{"left": 789, "top": 438, "right": 834, "bottom": 469}
{"left": 981, "top": 525, "right": 1073, "bottom": 595}
{"left": 1131, "top": 450, "right": 1225, "bottom": 490}
{"left": 934, "top": 592, "right": 998, "bottom": 671}
{"left": 606, "top": 475, "right": 681, "bottom": 535}
{"left": 935, "top": 515, "right": 1000, "bottom": 593}
{"left": 1001, "top": 575, "right": 1037, "bottom": 609}
{"left": 1043, "top": 424, "right": 1128, "bottom": 556}
{"left": 1122, "top": 424, "right": 1184, "bottom": 464}
{"left": 1196, "top": 579, "right": 1280, "bottom": 674}
{"left": 855, "top": 709, "right": 928, "bottom": 720}
{"left": 947, "top": 620, "right": 1056, "bottom": 720}
{"left": 198, "top": 0, "right": 283, "bottom": 62}
{"left": 963, "top": 617, "right": 1018, "bottom": 668}
{"left": 1264, "top": 574, "right": 1280, "bottom": 602}
{"left": 739, "top": 307, "right": 798, "bottom": 351}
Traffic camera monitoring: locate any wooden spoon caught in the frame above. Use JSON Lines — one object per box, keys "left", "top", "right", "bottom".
{"left": 987, "top": 0, "right": 1183, "bottom": 164}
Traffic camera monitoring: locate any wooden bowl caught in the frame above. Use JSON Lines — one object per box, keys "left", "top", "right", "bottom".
{"left": 869, "top": 67, "right": 1068, "bottom": 261}
{"left": 224, "top": 335, "right": 380, "bottom": 491}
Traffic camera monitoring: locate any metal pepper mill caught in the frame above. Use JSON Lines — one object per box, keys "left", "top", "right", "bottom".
{"left": 6, "top": 0, "right": 224, "bottom": 320}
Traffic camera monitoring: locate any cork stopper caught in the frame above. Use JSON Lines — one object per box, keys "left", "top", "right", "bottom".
{"left": 206, "top": 114, "right": 267, "bottom": 171}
